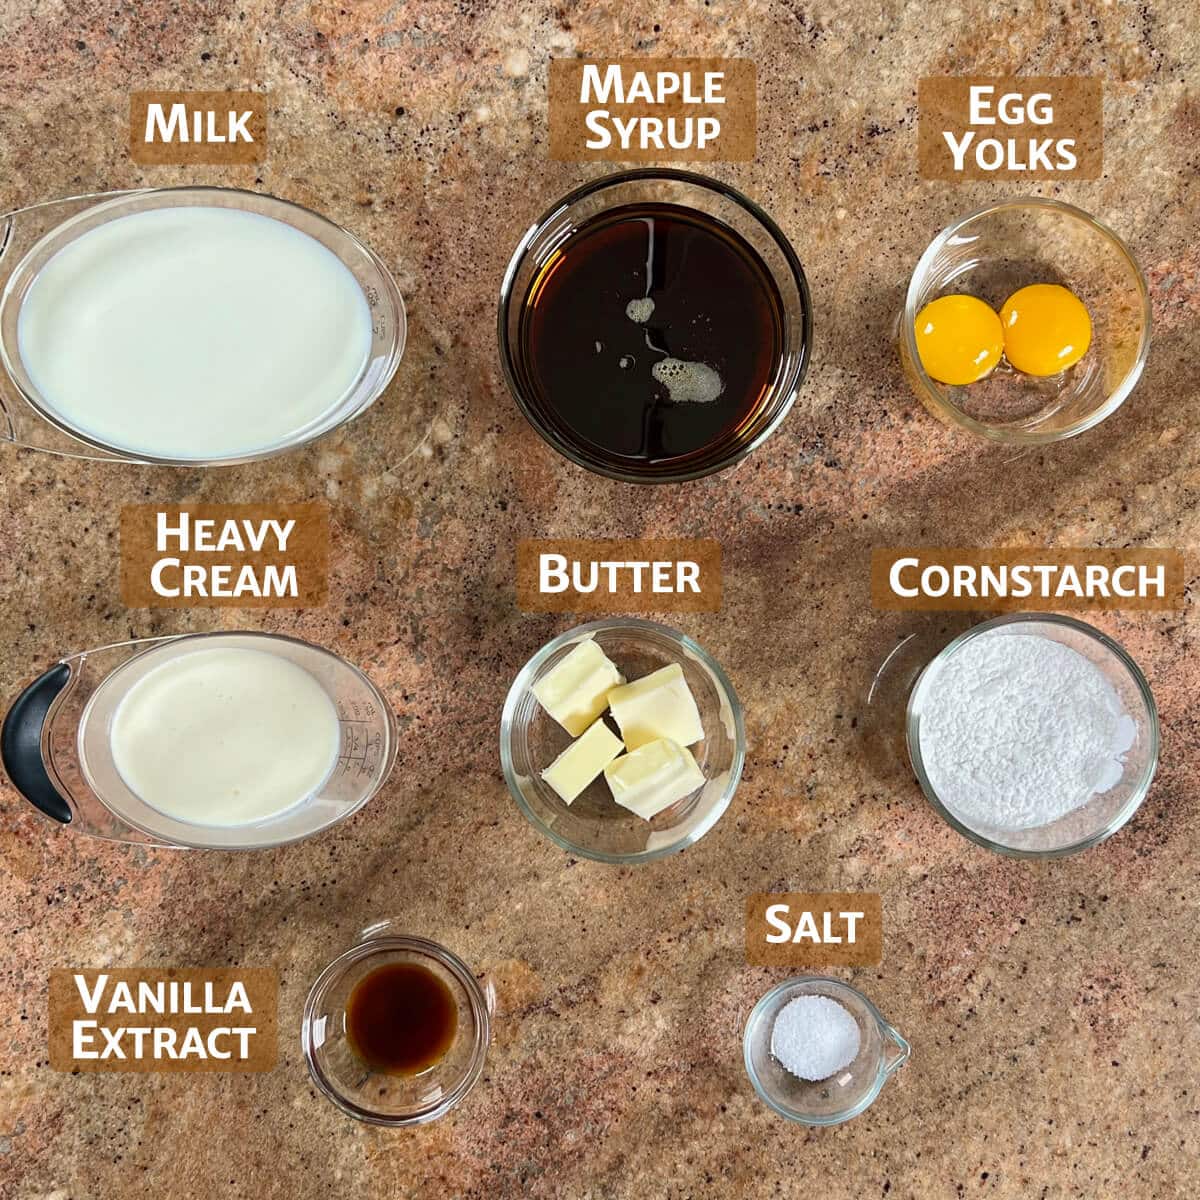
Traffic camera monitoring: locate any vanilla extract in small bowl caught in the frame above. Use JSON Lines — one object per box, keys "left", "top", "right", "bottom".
{"left": 302, "top": 933, "right": 489, "bottom": 1126}
{"left": 345, "top": 962, "right": 457, "bottom": 1076}
{"left": 500, "top": 171, "right": 811, "bottom": 482}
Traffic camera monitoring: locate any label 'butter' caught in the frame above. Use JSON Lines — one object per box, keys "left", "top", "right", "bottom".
{"left": 517, "top": 538, "right": 721, "bottom": 614}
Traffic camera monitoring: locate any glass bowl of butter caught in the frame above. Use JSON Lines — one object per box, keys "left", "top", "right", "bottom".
{"left": 500, "top": 618, "right": 744, "bottom": 863}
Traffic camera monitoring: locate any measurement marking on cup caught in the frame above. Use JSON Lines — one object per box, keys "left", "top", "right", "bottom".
{"left": 337, "top": 717, "right": 381, "bottom": 777}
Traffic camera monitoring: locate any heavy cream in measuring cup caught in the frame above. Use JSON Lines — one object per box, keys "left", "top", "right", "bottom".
{"left": 109, "top": 646, "right": 341, "bottom": 826}
{"left": 15, "top": 206, "right": 373, "bottom": 459}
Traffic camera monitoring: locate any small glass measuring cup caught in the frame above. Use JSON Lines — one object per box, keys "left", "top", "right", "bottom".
{"left": 302, "top": 924, "right": 491, "bottom": 1126}
{"left": 0, "top": 631, "right": 397, "bottom": 849}
{"left": 743, "top": 976, "right": 910, "bottom": 1125}
{"left": 0, "top": 187, "right": 406, "bottom": 463}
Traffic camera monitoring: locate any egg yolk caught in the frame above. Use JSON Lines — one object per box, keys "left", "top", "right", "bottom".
{"left": 914, "top": 295, "right": 1004, "bottom": 386}
{"left": 1000, "top": 284, "right": 1092, "bottom": 376}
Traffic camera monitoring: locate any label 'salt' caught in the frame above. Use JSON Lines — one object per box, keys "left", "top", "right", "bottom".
{"left": 871, "top": 547, "right": 1185, "bottom": 612}
{"left": 49, "top": 968, "right": 278, "bottom": 1072}
{"left": 918, "top": 76, "right": 1102, "bottom": 179}
{"left": 130, "top": 90, "right": 266, "bottom": 165}
{"left": 746, "top": 893, "right": 882, "bottom": 968}
{"left": 549, "top": 58, "right": 756, "bottom": 161}
{"left": 120, "top": 503, "right": 329, "bottom": 607}
{"left": 517, "top": 538, "right": 721, "bottom": 614}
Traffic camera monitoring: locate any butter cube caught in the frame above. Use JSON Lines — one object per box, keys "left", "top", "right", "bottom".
{"left": 531, "top": 639, "right": 624, "bottom": 736}
{"left": 606, "top": 663, "right": 704, "bottom": 750}
{"left": 540, "top": 718, "right": 624, "bottom": 805}
{"left": 604, "top": 737, "right": 705, "bottom": 821}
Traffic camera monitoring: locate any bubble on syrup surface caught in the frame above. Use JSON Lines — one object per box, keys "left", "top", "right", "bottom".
{"left": 651, "top": 357, "right": 724, "bottom": 404}
{"left": 625, "top": 297, "right": 655, "bottom": 324}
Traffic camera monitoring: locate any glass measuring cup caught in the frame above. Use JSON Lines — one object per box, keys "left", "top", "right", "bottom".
{"left": 0, "top": 631, "right": 397, "bottom": 849}
{"left": 743, "top": 976, "right": 910, "bottom": 1125}
{"left": 0, "top": 187, "right": 406, "bottom": 463}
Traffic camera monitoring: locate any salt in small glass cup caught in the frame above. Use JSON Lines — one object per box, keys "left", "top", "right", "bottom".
{"left": 500, "top": 617, "right": 744, "bottom": 864}
{"left": 301, "top": 929, "right": 490, "bottom": 1126}
{"left": 906, "top": 612, "right": 1159, "bottom": 858}
{"left": 743, "top": 976, "right": 910, "bottom": 1126}
{"left": 900, "top": 197, "right": 1150, "bottom": 443}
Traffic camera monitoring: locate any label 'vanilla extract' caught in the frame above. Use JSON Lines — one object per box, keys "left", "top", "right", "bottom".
{"left": 514, "top": 202, "right": 785, "bottom": 477}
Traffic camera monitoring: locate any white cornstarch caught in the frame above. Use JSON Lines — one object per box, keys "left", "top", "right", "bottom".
{"left": 918, "top": 632, "right": 1137, "bottom": 831}
{"left": 770, "top": 995, "right": 861, "bottom": 1082}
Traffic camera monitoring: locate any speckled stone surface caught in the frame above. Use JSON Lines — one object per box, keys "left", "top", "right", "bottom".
{"left": 1, "top": 3, "right": 1198, "bottom": 1197}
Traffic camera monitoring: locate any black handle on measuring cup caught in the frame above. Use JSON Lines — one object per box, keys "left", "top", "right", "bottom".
{"left": 1, "top": 662, "right": 72, "bottom": 824}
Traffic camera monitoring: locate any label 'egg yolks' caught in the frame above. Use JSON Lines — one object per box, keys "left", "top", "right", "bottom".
{"left": 914, "top": 294, "right": 1004, "bottom": 386}
{"left": 1000, "top": 284, "right": 1092, "bottom": 376}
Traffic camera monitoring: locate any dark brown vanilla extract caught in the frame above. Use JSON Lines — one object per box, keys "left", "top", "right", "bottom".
{"left": 345, "top": 962, "right": 457, "bottom": 1075}
{"left": 517, "top": 203, "right": 785, "bottom": 472}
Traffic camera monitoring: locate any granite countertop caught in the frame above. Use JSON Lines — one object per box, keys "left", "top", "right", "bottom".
{"left": 1, "top": 2, "right": 1198, "bottom": 1197}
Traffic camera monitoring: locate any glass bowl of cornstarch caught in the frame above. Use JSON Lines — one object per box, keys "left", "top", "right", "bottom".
{"left": 907, "top": 613, "right": 1159, "bottom": 857}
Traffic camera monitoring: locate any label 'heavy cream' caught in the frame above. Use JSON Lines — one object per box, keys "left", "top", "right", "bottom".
{"left": 16, "top": 206, "right": 373, "bottom": 460}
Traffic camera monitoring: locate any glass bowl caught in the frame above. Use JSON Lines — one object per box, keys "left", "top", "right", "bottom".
{"left": 500, "top": 618, "right": 744, "bottom": 863}
{"left": 906, "top": 613, "right": 1159, "bottom": 857}
{"left": 498, "top": 168, "right": 811, "bottom": 482}
{"left": 743, "top": 976, "right": 910, "bottom": 1126}
{"left": 301, "top": 932, "right": 489, "bottom": 1126}
{"left": 900, "top": 198, "right": 1150, "bottom": 443}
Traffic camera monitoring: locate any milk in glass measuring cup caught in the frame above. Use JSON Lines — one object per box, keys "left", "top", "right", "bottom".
{"left": 0, "top": 187, "right": 406, "bottom": 463}
{"left": 0, "top": 632, "right": 397, "bottom": 849}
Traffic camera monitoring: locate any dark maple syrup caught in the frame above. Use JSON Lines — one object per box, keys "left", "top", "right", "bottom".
{"left": 345, "top": 962, "right": 457, "bottom": 1075}
{"left": 516, "top": 202, "right": 785, "bottom": 473}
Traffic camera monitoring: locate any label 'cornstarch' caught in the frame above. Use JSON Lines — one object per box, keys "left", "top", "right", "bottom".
{"left": 871, "top": 548, "right": 1184, "bottom": 612}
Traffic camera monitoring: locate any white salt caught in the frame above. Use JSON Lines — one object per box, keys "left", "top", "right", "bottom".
{"left": 917, "top": 631, "right": 1137, "bottom": 831}
{"left": 770, "top": 995, "right": 861, "bottom": 1081}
